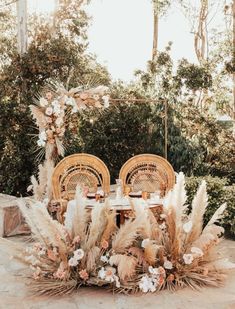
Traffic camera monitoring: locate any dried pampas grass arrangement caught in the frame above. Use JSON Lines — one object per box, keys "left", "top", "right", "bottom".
{"left": 0, "top": 173, "right": 234, "bottom": 296}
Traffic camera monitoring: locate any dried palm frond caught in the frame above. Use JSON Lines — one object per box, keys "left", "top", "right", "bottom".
{"left": 185, "top": 181, "right": 207, "bottom": 247}
{"left": 30, "top": 105, "right": 46, "bottom": 129}
{"left": 128, "top": 247, "right": 146, "bottom": 266}
{"left": 109, "top": 254, "right": 137, "bottom": 281}
{"left": 30, "top": 278, "right": 78, "bottom": 296}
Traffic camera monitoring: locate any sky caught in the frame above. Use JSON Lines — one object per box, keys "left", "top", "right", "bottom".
{"left": 27, "top": 0, "right": 224, "bottom": 82}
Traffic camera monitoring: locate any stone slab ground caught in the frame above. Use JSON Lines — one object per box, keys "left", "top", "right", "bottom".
{"left": 0, "top": 238, "right": 235, "bottom": 309}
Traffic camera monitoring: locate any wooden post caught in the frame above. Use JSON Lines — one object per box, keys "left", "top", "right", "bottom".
{"left": 16, "top": 0, "right": 27, "bottom": 55}
{"left": 164, "top": 100, "right": 168, "bottom": 160}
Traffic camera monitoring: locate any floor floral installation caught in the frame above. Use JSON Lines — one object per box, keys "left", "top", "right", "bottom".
{"left": 0, "top": 173, "right": 234, "bottom": 296}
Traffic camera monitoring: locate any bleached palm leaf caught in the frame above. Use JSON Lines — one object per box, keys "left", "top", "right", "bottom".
{"left": 30, "top": 105, "right": 47, "bottom": 128}
{"left": 109, "top": 254, "right": 137, "bottom": 280}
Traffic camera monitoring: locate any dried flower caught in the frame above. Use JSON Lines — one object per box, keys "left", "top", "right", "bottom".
{"left": 79, "top": 269, "right": 89, "bottom": 281}
{"left": 45, "top": 92, "right": 53, "bottom": 100}
{"left": 164, "top": 259, "right": 173, "bottom": 270}
{"left": 167, "top": 274, "right": 175, "bottom": 282}
{"left": 101, "top": 239, "right": 109, "bottom": 250}
{"left": 32, "top": 267, "right": 41, "bottom": 280}
{"left": 72, "top": 236, "right": 80, "bottom": 244}
{"left": 45, "top": 106, "right": 53, "bottom": 116}
{"left": 100, "top": 255, "right": 109, "bottom": 263}
{"left": 39, "top": 98, "right": 48, "bottom": 107}
{"left": 74, "top": 249, "right": 84, "bottom": 261}
{"left": 141, "top": 238, "right": 150, "bottom": 248}
{"left": 47, "top": 249, "right": 57, "bottom": 261}
{"left": 68, "top": 257, "right": 78, "bottom": 267}
{"left": 183, "top": 254, "right": 194, "bottom": 265}
{"left": 98, "top": 266, "right": 116, "bottom": 283}
{"left": 139, "top": 275, "right": 156, "bottom": 293}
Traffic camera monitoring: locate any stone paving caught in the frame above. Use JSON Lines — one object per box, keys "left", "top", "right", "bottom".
{"left": 0, "top": 238, "right": 235, "bottom": 309}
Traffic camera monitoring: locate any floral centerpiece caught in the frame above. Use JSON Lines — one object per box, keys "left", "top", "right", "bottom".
{"left": 0, "top": 173, "right": 234, "bottom": 296}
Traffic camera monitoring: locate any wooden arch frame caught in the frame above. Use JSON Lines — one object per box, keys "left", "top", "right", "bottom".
{"left": 119, "top": 154, "right": 175, "bottom": 195}
{"left": 52, "top": 153, "right": 110, "bottom": 200}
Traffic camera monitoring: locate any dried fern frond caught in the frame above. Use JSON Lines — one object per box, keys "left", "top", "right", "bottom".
{"left": 109, "top": 254, "right": 137, "bottom": 281}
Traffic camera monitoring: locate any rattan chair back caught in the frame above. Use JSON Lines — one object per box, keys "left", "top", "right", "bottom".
{"left": 52, "top": 153, "right": 110, "bottom": 200}
{"left": 119, "top": 154, "right": 175, "bottom": 196}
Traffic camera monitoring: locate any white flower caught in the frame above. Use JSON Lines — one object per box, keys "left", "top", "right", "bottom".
{"left": 53, "top": 104, "right": 61, "bottom": 116}
{"left": 159, "top": 222, "right": 166, "bottom": 230}
{"left": 102, "top": 95, "right": 110, "bottom": 108}
{"left": 160, "top": 214, "right": 167, "bottom": 219}
{"left": 100, "top": 255, "right": 109, "bottom": 263}
{"left": 183, "top": 253, "right": 194, "bottom": 265}
{"left": 68, "top": 257, "right": 78, "bottom": 267}
{"left": 45, "top": 106, "right": 53, "bottom": 116}
{"left": 39, "top": 130, "right": 47, "bottom": 141}
{"left": 191, "top": 247, "right": 203, "bottom": 257}
{"left": 114, "top": 275, "right": 120, "bottom": 288}
{"left": 98, "top": 267, "right": 106, "bottom": 280}
{"left": 51, "top": 100, "right": 59, "bottom": 107}
{"left": 37, "top": 139, "right": 46, "bottom": 147}
{"left": 183, "top": 221, "right": 193, "bottom": 233}
{"left": 139, "top": 275, "right": 156, "bottom": 293}
{"left": 65, "top": 97, "right": 76, "bottom": 106}
{"left": 39, "top": 98, "right": 48, "bottom": 107}
{"left": 55, "top": 117, "right": 63, "bottom": 127}
{"left": 98, "top": 266, "right": 116, "bottom": 283}
{"left": 164, "top": 260, "right": 173, "bottom": 270}
{"left": 141, "top": 238, "right": 150, "bottom": 248}
{"left": 73, "top": 249, "right": 84, "bottom": 261}
{"left": 148, "top": 266, "right": 159, "bottom": 276}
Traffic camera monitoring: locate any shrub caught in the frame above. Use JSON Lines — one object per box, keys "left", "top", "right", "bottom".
{"left": 186, "top": 176, "right": 235, "bottom": 238}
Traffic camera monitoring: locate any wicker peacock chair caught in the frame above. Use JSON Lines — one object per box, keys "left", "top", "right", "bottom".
{"left": 119, "top": 154, "right": 175, "bottom": 196}
{"left": 51, "top": 153, "right": 110, "bottom": 221}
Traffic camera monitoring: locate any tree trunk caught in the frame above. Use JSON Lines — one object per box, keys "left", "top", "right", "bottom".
{"left": 16, "top": 0, "right": 27, "bottom": 55}
{"left": 152, "top": 7, "right": 159, "bottom": 61}
{"left": 194, "top": 0, "right": 208, "bottom": 64}
{"left": 233, "top": 0, "right": 235, "bottom": 131}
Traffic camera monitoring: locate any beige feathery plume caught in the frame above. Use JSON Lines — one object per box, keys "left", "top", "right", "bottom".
{"left": 112, "top": 214, "right": 145, "bottom": 253}
{"left": 128, "top": 247, "right": 146, "bottom": 266}
{"left": 84, "top": 201, "right": 109, "bottom": 251}
{"left": 144, "top": 243, "right": 159, "bottom": 265}
{"left": 101, "top": 209, "right": 117, "bottom": 242}
{"left": 18, "top": 200, "right": 68, "bottom": 260}
{"left": 30, "top": 105, "right": 47, "bottom": 128}
{"left": 55, "top": 137, "right": 64, "bottom": 157}
{"left": 0, "top": 237, "right": 34, "bottom": 266}
{"left": 205, "top": 203, "right": 227, "bottom": 228}
{"left": 163, "top": 172, "right": 187, "bottom": 258}
{"left": 45, "top": 158, "right": 55, "bottom": 201}
{"left": 185, "top": 180, "right": 207, "bottom": 247}
{"left": 109, "top": 254, "right": 137, "bottom": 280}
{"left": 71, "top": 185, "right": 90, "bottom": 241}
{"left": 86, "top": 246, "right": 101, "bottom": 272}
